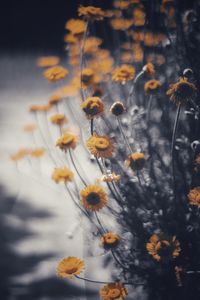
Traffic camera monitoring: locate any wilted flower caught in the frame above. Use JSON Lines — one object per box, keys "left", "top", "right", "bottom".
{"left": 144, "top": 79, "right": 161, "bottom": 93}
{"left": 142, "top": 62, "right": 156, "bottom": 76}
{"left": 57, "top": 257, "right": 85, "bottom": 278}
{"left": 36, "top": 56, "right": 60, "bottom": 68}
{"left": 100, "top": 282, "right": 128, "bottom": 300}
{"left": 188, "top": 187, "right": 200, "bottom": 208}
{"left": 110, "top": 101, "right": 125, "bottom": 116}
{"left": 81, "top": 97, "right": 104, "bottom": 119}
{"left": 86, "top": 133, "right": 114, "bottom": 158}
{"left": 166, "top": 77, "right": 197, "bottom": 105}
{"left": 112, "top": 64, "right": 135, "bottom": 84}
{"left": 101, "top": 232, "right": 120, "bottom": 250}
{"left": 52, "top": 167, "right": 74, "bottom": 183}
{"left": 80, "top": 185, "right": 108, "bottom": 211}
{"left": 56, "top": 132, "right": 78, "bottom": 151}
{"left": 126, "top": 152, "right": 145, "bottom": 171}
{"left": 44, "top": 66, "right": 69, "bottom": 82}
{"left": 146, "top": 234, "right": 181, "bottom": 262}
{"left": 100, "top": 172, "right": 121, "bottom": 183}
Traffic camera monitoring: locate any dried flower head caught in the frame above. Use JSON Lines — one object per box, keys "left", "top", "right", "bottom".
{"left": 30, "top": 148, "right": 45, "bottom": 158}
{"left": 56, "top": 132, "right": 78, "bottom": 151}
{"left": 101, "top": 232, "right": 120, "bottom": 250}
{"left": 50, "top": 113, "right": 67, "bottom": 125}
{"left": 100, "top": 172, "right": 121, "bottom": 183}
{"left": 65, "top": 19, "right": 86, "bottom": 37}
{"left": 142, "top": 62, "right": 156, "bottom": 76}
{"left": 81, "top": 68, "right": 95, "bottom": 86}
{"left": 78, "top": 6, "right": 106, "bottom": 21}
{"left": 126, "top": 152, "right": 145, "bottom": 171}
{"left": 86, "top": 133, "right": 114, "bottom": 158}
{"left": 166, "top": 77, "right": 197, "bottom": 105}
{"left": 112, "top": 64, "right": 135, "bottom": 84}
{"left": 37, "top": 56, "right": 60, "bottom": 68}
{"left": 100, "top": 282, "right": 128, "bottom": 300}
{"left": 81, "top": 97, "right": 104, "bottom": 119}
{"left": 52, "top": 167, "right": 74, "bottom": 184}
{"left": 144, "top": 79, "right": 161, "bottom": 93}
{"left": 80, "top": 185, "right": 108, "bottom": 211}
{"left": 188, "top": 187, "right": 200, "bottom": 208}
{"left": 44, "top": 66, "right": 68, "bottom": 82}
{"left": 146, "top": 234, "right": 181, "bottom": 262}
{"left": 110, "top": 101, "right": 125, "bottom": 116}
{"left": 57, "top": 257, "right": 85, "bottom": 279}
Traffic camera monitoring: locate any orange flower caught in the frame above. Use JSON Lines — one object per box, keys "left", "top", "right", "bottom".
{"left": 86, "top": 133, "right": 114, "bottom": 158}
{"left": 100, "top": 282, "right": 128, "bottom": 300}
{"left": 80, "top": 184, "right": 108, "bottom": 211}
{"left": 29, "top": 104, "right": 51, "bottom": 112}
{"left": 110, "top": 18, "right": 133, "bottom": 30}
{"left": 48, "top": 93, "right": 62, "bottom": 105}
{"left": 36, "top": 56, "right": 60, "bottom": 68}
{"left": 81, "top": 68, "right": 95, "bottom": 86}
{"left": 44, "top": 66, "right": 68, "bottom": 82}
{"left": 133, "top": 8, "right": 145, "bottom": 26}
{"left": 65, "top": 19, "right": 86, "bottom": 37}
{"left": 83, "top": 37, "right": 102, "bottom": 54}
{"left": 112, "top": 64, "right": 135, "bottom": 84}
{"left": 50, "top": 113, "right": 67, "bottom": 125}
{"left": 144, "top": 79, "right": 161, "bottom": 93}
{"left": 30, "top": 148, "right": 45, "bottom": 158}
{"left": 52, "top": 167, "right": 74, "bottom": 183}
{"left": 100, "top": 172, "right": 121, "bottom": 183}
{"left": 126, "top": 152, "right": 145, "bottom": 171}
{"left": 146, "top": 234, "right": 181, "bottom": 262}
{"left": 101, "top": 232, "right": 120, "bottom": 250}
{"left": 142, "top": 62, "right": 155, "bottom": 76}
{"left": 166, "top": 77, "right": 197, "bottom": 105}
{"left": 56, "top": 132, "right": 78, "bottom": 151}
{"left": 78, "top": 6, "right": 106, "bottom": 21}
{"left": 81, "top": 97, "right": 104, "bottom": 119}
{"left": 57, "top": 257, "right": 85, "bottom": 279}
{"left": 188, "top": 187, "right": 200, "bottom": 208}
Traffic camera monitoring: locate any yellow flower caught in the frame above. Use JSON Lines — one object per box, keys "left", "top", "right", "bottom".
{"left": 23, "top": 123, "right": 37, "bottom": 133}
{"left": 133, "top": 8, "right": 145, "bottom": 26}
{"left": 100, "top": 282, "right": 128, "bottom": 300}
{"left": 81, "top": 97, "right": 104, "bottom": 119}
{"left": 80, "top": 185, "right": 108, "bottom": 211}
{"left": 29, "top": 104, "right": 51, "bottom": 112}
{"left": 166, "top": 77, "right": 197, "bottom": 105}
{"left": 78, "top": 6, "right": 106, "bottom": 21}
{"left": 146, "top": 234, "right": 181, "bottom": 262}
{"left": 81, "top": 68, "right": 95, "bottom": 86}
{"left": 10, "top": 148, "right": 30, "bottom": 161}
{"left": 57, "top": 257, "right": 85, "bottom": 279}
{"left": 50, "top": 113, "right": 67, "bottom": 125}
{"left": 126, "top": 152, "right": 145, "bottom": 171}
{"left": 112, "top": 64, "right": 135, "bottom": 84}
{"left": 56, "top": 132, "right": 78, "bottom": 151}
{"left": 188, "top": 187, "right": 200, "bottom": 208}
{"left": 48, "top": 93, "right": 62, "bottom": 105}
{"left": 52, "top": 167, "right": 74, "bottom": 184}
{"left": 101, "top": 232, "right": 120, "bottom": 250}
{"left": 144, "top": 79, "right": 161, "bottom": 93}
{"left": 65, "top": 19, "right": 86, "bottom": 37}
{"left": 36, "top": 56, "right": 60, "bottom": 68}
{"left": 83, "top": 37, "right": 102, "bottom": 54}
{"left": 30, "top": 148, "right": 45, "bottom": 158}
{"left": 43, "top": 66, "right": 68, "bottom": 82}
{"left": 86, "top": 133, "right": 114, "bottom": 158}
{"left": 100, "top": 172, "right": 121, "bottom": 183}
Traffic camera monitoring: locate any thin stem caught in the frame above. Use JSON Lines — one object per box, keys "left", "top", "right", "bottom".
{"left": 126, "top": 70, "right": 144, "bottom": 105}
{"left": 117, "top": 117, "right": 132, "bottom": 154}
{"left": 171, "top": 103, "right": 181, "bottom": 202}
{"left": 94, "top": 211, "right": 106, "bottom": 234}
{"left": 75, "top": 275, "right": 143, "bottom": 286}
{"left": 146, "top": 94, "right": 153, "bottom": 123}
{"left": 69, "top": 149, "right": 88, "bottom": 187}
{"left": 90, "top": 119, "right": 94, "bottom": 135}
{"left": 80, "top": 21, "right": 89, "bottom": 102}
{"left": 111, "top": 250, "right": 129, "bottom": 270}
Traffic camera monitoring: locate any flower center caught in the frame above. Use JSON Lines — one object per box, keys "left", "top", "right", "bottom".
{"left": 95, "top": 138, "right": 110, "bottom": 150}
{"left": 86, "top": 192, "right": 100, "bottom": 205}
{"left": 65, "top": 264, "right": 78, "bottom": 274}
{"left": 107, "top": 289, "right": 121, "bottom": 298}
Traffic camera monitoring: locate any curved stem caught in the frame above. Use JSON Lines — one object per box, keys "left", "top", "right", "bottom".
{"left": 171, "top": 103, "right": 181, "bottom": 202}
{"left": 75, "top": 275, "right": 143, "bottom": 286}
{"left": 117, "top": 117, "right": 132, "bottom": 154}
{"left": 94, "top": 211, "right": 106, "bottom": 234}
{"left": 80, "top": 21, "right": 89, "bottom": 103}
{"left": 69, "top": 149, "right": 87, "bottom": 187}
